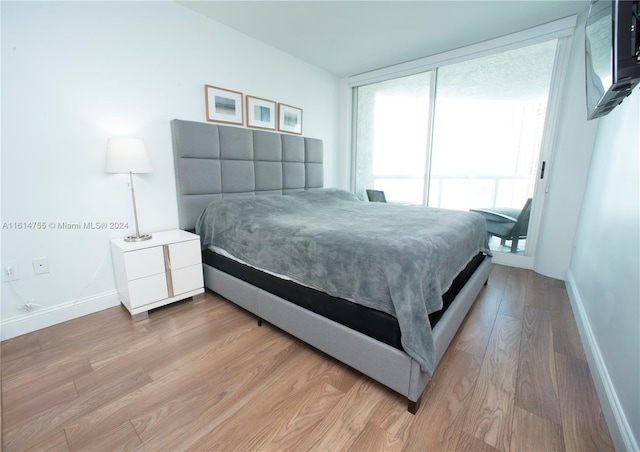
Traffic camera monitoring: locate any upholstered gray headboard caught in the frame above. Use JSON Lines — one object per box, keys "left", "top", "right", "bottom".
{"left": 171, "top": 119, "right": 324, "bottom": 231}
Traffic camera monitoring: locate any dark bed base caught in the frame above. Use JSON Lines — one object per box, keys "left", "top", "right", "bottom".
{"left": 203, "top": 249, "right": 486, "bottom": 350}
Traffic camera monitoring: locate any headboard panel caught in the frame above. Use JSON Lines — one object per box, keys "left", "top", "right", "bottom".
{"left": 171, "top": 119, "right": 323, "bottom": 231}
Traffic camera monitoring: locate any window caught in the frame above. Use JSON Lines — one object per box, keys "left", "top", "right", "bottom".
{"left": 352, "top": 30, "right": 569, "bottom": 256}
{"left": 355, "top": 72, "right": 433, "bottom": 204}
{"left": 428, "top": 39, "right": 557, "bottom": 212}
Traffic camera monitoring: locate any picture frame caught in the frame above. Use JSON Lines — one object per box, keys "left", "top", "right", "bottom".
{"left": 205, "top": 85, "right": 243, "bottom": 125}
{"left": 246, "top": 95, "right": 276, "bottom": 130}
{"left": 278, "top": 103, "right": 303, "bottom": 135}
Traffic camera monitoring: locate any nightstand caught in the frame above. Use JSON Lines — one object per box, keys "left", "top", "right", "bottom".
{"left": 111, "top": 230, "right": 204, "bottom": 321}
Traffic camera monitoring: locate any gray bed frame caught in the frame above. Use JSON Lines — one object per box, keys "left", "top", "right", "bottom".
{"left": 171, "top": 118, "right": 492, "bottom": 413}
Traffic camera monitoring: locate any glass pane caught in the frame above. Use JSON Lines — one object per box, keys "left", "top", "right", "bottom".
{"left": 428, "top": 39, "right": 558, "bottom": 254}
{"left": 355, "top": 71, "right": 433, "bottom": 203}
{"left": 373, "top": 178, "right": 424, "bottom": 205}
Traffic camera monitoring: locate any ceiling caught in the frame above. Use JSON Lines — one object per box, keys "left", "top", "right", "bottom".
{"left": 179, "top": 1, "right": 591, "bottom": 78}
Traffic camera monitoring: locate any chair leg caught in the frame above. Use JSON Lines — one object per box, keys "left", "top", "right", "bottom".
{"left": 511, "top": 237, "right": 519, "bottom": 253}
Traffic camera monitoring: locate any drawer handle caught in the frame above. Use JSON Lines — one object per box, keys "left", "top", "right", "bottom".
{"left": 163, "top": 245, "right": 174, "bottom": 298}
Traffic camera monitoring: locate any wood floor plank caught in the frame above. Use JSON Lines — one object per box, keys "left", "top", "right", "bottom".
{"left": 0, "top": 324, "right": 149, "bottom": 381}
{"left": 187, "top": 344, "right": 342, "bottom": 450}
{"left": 366, "top": 389, "right": 415, "bottom": 445}
{"left": 402, "top": 348, "right": 483, "bottom": 451}
{"left": 72, "top": 364, "right": 147, "bottom": 396}
{"left": 455, "top": 285, "right": 502, "bottom": 357}
{"left": 3, "top": 367, "right": 152, "bottom": 451}
{"left": 465, "top": 314, "right": 522, "bottom": 452}
{"left": 68, "top": 328, "right": 290, "bottom": 449}
{"left": 37, "top": 306, "right": 144, "bottom": 353}
{"left": 292, "top": 378, "right": 384, "bottom": 451}
{"left": 130, "top": 334, "right": 306, "bottom": 449}
{"left": 133, "top": 337, "right": 297, "bottom": 449}
{"left": 456, "top": 432, "right": 501, "bottom": 451}
{"left": 1, "top": 267, "right": 615, "bottom": 451}
{"left": 0, "top": 333, "right": 41, "bottom": 362}
{"left": 0, "top": 306, "right": 146, "bottom": 381}
{"left": 106, "top": 305, "right": 254, "bottom": 387}
{"left": 549, "top": 283, "right": 586, "bottom": 360}
{"left": 86, "top": 300, "right": 231, "bottom": 373}
{"left": 555, "top": 353, "right": 614, "bottom": 452}
{"left": 128, "top": 327, "right": 295, "bottom": 443}
{"left": 1, "top": 355, "right": 93, "bottom": 395}
{"left": 312, "top": 358, "right": 362, "bottom": 394}
{"left": 499, "top": 268, "right": 528, "bottom": 319}
{"left": 509, "top": 406, "right": 565, "bottom": 452}
{"left": 524, "top": 270, "right": 551, "bottom": 310}
{"left": 487, "top": 264, "right": 511, "bottom": 289}
{"left": 22, "top": 430, "right": 70, "bottom": 452}
{"left": 516, "top": 306, "right": 561, "bottom": 423}
{"left": 36, "top": 304, "right": 132, "bottom": 337}
{"left": 67, "top": 420, "right": 142, "bottom": 452}
{"left": 2, "top": 381, "right": 78, "bottom": 429}
{"left": 215, "top": 351, "right": 351, "bottom": 451}
{"left": 238, "top": 382, "right": 346, "bottom": 451}
{"left": 143, "top": 304, "right": 257, "bottom": 380}
{"left": 350, "top": 421, "right": 405, "bottom": 451}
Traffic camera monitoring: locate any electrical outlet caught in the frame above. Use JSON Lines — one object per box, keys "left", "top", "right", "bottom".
{"left": 1, "top": 261, "right": 20, "bottom": 282}
{"left": 33, "top": 257, "right": 49, "bottom": 275}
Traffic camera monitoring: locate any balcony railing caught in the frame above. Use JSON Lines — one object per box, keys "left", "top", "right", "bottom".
{"left": 372, "top": 174, "right": 533, "bottom": 210}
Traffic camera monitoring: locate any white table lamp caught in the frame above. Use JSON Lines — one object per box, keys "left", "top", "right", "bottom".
{"left": 105, "top": 137, "right": 153, "bottom": 242}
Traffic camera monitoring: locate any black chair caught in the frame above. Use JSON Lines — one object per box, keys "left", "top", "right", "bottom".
{"left": 366, "top": 189, "right": 387, "bottom": 202}
{"left": 471, "top": 198, "right": 532, "bottom": 253}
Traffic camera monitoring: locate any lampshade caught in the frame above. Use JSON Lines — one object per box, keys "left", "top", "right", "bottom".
{"left": 105, "top": 137, "right": 153, "bottom": 174}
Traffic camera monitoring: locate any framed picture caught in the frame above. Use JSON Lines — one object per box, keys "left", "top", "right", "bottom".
{"left": 205, "top": 85, "right": 243, "bottom": 125}
{"left": 278, "top": 103, "right": 303, "bottom": 135}
{"left": 246, "top": 95, "right": 276, "bottom": 130}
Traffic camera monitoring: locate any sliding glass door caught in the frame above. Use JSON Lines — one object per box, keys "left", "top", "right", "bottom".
{"left": 353, "top": 38, "right": 559, "bottom": 256}
{"left": 431, "top": 41, "right": 555, "bottom": 210}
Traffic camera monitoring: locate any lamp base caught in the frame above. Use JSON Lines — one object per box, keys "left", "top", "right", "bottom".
{"left": 124, "top": 234, "right": 152, "bottom": 242}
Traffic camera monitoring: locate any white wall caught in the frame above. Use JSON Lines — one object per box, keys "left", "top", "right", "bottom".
{"left": 535, "top": 12, "right": 640, "bottom": 446}
{"left": 533, "top": 12, "right": 600, "bottom": 279}
{"left": 566, "top": 88, "right": 640, "bottom": 451}
{"left": 0, "top": 1, "right": 341, "bottom": 339}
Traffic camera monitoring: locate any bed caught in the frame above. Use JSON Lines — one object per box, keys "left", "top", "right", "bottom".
{"left": 171, "top": 118, "right": 492, "bottom": 413}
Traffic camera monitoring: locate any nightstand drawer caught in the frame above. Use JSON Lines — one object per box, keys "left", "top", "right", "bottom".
{"left": 168, "top": 240, "right": 201, "bottom": 269}
{"left": 124, "top": 247, "right": 166, "bottom": 280}
{"left": 171, "top": 264, "right": 204, "bottom": 295}
{"left": 128, "top": 273, "right": 169, "bottom": 308}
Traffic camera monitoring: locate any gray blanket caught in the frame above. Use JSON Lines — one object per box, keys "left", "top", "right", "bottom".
{"left": 196, "top": 189, "right": 490, "bottom": 375}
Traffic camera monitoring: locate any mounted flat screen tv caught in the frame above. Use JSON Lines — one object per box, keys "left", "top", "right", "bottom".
{"left": 585, "top": 0, "right": 640, "bottom": 119}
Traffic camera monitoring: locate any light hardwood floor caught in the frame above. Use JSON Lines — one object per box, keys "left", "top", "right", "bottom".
{"left": 1, "top": 265, "right": 614, "bottom": 451}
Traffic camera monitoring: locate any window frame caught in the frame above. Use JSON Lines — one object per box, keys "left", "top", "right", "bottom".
{"left": 348, "top": 16, "right": 576, "bottom": 267}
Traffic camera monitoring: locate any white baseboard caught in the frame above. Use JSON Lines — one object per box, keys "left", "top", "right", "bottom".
{"left": 1, "top": 290, "right": 120, "bottom": 341}
{"left": 564, "top": 270, "right": 638, "bottom": 452}
{"left": 490, "top": 252, "right": 534, "bottom": 269}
